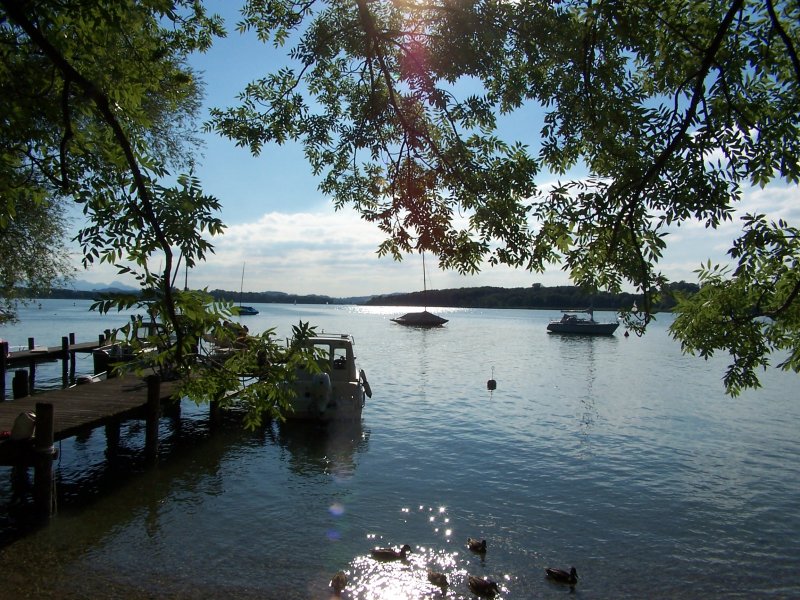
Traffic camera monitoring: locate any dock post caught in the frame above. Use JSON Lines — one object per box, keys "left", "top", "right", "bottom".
{"left": 69, "top": 333, "right": 76, "bottom": 381}
{"left": 33, "top": 403, "right": 56, "bottom": 516}
{"left": 0, "top": 340, "right": 7, "bottom": 400}
{"left": 105, "top": 419, "right": 121, "bottom": 457}
{"left": 27, "top": 337, "right": 36, "bottom": 390}
{"left": 13, "top": 369, "right": 29, "bottom": 398}
{"left": 210, "top": 397, "right": 222, "bottom": 428}
{"left": 145, "top": 375, "right": 161, "bottom": 462}
{"left": 61, "top": 336, "right": 69, "bottom": 387}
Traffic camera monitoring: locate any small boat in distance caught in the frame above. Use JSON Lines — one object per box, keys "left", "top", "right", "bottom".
{"left": 546, "top": 308, "right": 619, "bottom": 335}
{"left": 391, "top": 310, "right": 448, "bottom": 327}
{"left": 236, "top": 262, "right": 259, "bottom": 315}
{"left": 391, "top": 252, "right": 448, "bottom": 327}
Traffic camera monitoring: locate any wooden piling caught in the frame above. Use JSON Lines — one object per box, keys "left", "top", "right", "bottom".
{"left": 61, "top": 336, "right": 69, "bottom": 387}
{"left": 33, "top": 403, "right": 56, "bottom": 516}
{"left": 0, "top": 340, "right": 7, "bottom": 401}
{"left": 69, "top": 332, "right": 77, "bottom": 380}
{"left": 13, "top": 370, "right": 29, "bottom": 399}
{"left": 145, "top": 375, "right": 161, "bottom": 462}
{"left": 105, "top": 419, "right": 121, "bottom": 456}
{"left": 27, "top": 337, "right": 36, "bottom": 389}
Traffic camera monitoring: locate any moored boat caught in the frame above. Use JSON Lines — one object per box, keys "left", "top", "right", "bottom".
{"left": 289, "top": 333, "right": 371, "bottom": 421}
{"left": 391, "top": 310, "right": 448, "bottom": 327}
{"left": 546, "top": 309, "right": 619, "bottom": 335}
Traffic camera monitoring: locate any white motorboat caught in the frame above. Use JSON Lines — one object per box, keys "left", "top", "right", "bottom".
{"left": 289, "top": 333, "right": 371, "bottom": 421}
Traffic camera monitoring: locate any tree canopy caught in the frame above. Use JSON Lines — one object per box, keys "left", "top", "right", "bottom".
{"left": 1, "top": 0, "right": 217, "bottom": 321}
{"left": 1, "top": 0, "right": 325, "bottom": 426}
{"left": 2, "top": 0, "right": 798, "bottom": 399}
{"left": 209, "top": 0, "right": 800, "bottom": 395}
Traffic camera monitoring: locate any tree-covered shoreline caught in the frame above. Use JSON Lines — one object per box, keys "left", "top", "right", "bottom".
{"left": 32, "top": 281, "right": 699, "bottom": 312}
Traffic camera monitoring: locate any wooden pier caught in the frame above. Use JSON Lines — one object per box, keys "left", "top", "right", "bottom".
{"left": 0, "top": 335, "right": 107, "bottom": 400}
{"left": 0, "top": 374, "right": 180, "bottom": 515}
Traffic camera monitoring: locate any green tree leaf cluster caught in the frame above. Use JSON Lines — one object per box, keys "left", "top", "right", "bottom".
{"left": 210, "top": 0, "right": 800, "bottom": 394}
{"left": 1, "top": 1, "right": 323, "bottom": 424}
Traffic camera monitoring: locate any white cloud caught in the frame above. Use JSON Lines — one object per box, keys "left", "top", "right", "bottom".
{"left": 75, "top": 183, "right": 799, "bottom": 297}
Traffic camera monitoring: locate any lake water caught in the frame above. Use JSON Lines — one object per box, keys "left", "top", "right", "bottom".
{"left": 1, "top": 299, "right": 798, "bottom": 599}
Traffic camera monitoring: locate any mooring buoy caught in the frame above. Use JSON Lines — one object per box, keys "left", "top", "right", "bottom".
{"left": 487, "top": 366, "right": 497, "bottom": 391}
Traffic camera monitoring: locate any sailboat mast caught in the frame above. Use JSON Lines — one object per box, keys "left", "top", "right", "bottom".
{"left": 240, "top": 262, "right": 245, "bottom": 307}
{"left": 422, "top": 252, "right": 428, "bottom": 310}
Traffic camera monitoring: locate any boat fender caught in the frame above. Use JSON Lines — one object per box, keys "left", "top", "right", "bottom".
{"left": 311, "top": 372, "right": 332, "bottom": 415}
{"left": 11, "top": 411, "right": 36, "bottom": 441}
{"left": 360, "top": 369, "right": 372, "bottom": 398}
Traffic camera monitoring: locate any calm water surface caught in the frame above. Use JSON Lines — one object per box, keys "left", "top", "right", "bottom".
{"left": 1, "top": 299, "right": 798, "bottom": 599}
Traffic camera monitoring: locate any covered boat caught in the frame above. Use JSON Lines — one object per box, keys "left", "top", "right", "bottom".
{"left": 391, "top": 310, "right": 448, "bottom": 327}
{"left": 391, "top": 252, "right": 448, "bottom": 327}
{"left": 546, "top": 309, "right": 619, "bottom": 335}
{"left": 289, "top": 333, "right": 372, "bottom": 421}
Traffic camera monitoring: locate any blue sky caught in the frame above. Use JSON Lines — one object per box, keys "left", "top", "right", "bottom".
{"left": 74, "top": 2, "right": 800, "bottom": 297}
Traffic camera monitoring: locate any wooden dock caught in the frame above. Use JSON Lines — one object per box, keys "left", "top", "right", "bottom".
{"left": 0, "top": 375, "right": 178, "bottom": 442}
{"left": 1, "top": 335, "right": 107, "bottom": 400}
{"left": 0, "top": 374, "right": 181, "bottom": 515}
{"left": 4, "top": 340, "right": 102, "bottom": 366}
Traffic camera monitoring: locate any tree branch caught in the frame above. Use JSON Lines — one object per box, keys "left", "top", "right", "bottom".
{"left": 1, "top": 0, "right": 183, "bottom": 358}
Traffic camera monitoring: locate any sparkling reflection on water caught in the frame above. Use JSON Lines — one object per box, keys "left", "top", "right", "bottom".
{"left": 1, "top": 300, "right": 799, "bottom": 598}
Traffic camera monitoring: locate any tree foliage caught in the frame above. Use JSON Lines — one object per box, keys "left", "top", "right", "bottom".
{"left": 210, "top": 0, "right": 800, "bottom": 394}
{"left": 1, "top": 0, "right": 218, "bottom": 322}
{"left": 0, "top": 195, "right": 72, "bottom": 318}
{"left": 1, "top": 0, "right": 322, "bottom": 424}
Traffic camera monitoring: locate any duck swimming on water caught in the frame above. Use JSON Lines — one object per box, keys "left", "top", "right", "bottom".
{"left": 370, "top": 544, "right": 412, "bottom": 560}
{"left": 545, "top": 566, "right": 578, "bottom": 586}
{"left": 427, "top": 570, "right": 448, "bottom": 588}
{"left": 467, "top": 538, "right": 487, "bottom": 553}
{"left": 329, "top": 571, "right": 347, "bottom": 595}
{"left": 468, "top": 575, "right": 500, "bottom": 597}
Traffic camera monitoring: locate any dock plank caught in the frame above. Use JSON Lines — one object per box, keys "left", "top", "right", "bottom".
{"left": 5, "top": 340, "right": 103, "bottom": 366}
{"left": 0, "top": 375, "right": 180, "bottom": 442}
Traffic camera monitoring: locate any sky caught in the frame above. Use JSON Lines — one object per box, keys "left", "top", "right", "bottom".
{"left": 73, "top": 2, "right": 800, "bottom": 298}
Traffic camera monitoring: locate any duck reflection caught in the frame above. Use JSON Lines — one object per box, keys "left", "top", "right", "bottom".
{"left": 269, "top": 419, "right": 370, "bottom": 478}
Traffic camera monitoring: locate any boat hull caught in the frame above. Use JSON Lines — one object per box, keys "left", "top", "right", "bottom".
{"left": 391, "top": 310, "right": 448, "bottom": 327}
{"left": 288, "top": 376, "right": 365, "bottom": 422}
{"left": 546, "top": 321, "right": 619, "bottom": 335}
{"left": 287, "top": 334, "right": 370, "bottom": 422}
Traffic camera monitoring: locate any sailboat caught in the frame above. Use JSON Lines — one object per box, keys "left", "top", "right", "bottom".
{"left": 391, "top": 252, "right": 448, "bottom": 327}
{"left": 236, "top": 262, "right": 259, "bottom": 316}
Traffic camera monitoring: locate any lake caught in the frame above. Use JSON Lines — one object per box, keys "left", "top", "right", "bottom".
{"left": 1, "top": 299, "right": 798, "bottom": 598}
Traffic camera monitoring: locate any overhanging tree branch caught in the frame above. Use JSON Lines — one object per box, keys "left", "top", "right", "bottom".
{"left": 1, "top": 0, "right": 183, "bottom": 357}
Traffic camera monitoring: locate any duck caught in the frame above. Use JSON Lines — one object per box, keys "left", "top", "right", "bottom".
{"left": 545, "top": 566, "right": 578, "bottom": 586}
{"left": 467, "top": 538, "right": 487, "bottom": 553}
{"left": 370, "top": 544, "right": 412, "bottom": 560}
{"left": 427, "top": 570, "right": 448, "bottom": 588}
{"left": 330, "top": 571, "right": 347, "bottom": 595}
{"left": 468, "top": 575, "right": 500, "bottom": 597}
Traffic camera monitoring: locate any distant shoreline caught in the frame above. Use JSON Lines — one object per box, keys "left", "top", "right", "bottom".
{"left": 32, "top": 282, "right": 698, "bottom": 312}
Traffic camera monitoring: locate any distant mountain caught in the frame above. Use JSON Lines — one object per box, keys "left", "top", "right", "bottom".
{"left": 71, "top": 279, "right": 138, "bottom": 292}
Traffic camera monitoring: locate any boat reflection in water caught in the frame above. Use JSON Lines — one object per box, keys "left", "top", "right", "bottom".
{"left": 270, "top": 419, "right": 369, "bottom": 478}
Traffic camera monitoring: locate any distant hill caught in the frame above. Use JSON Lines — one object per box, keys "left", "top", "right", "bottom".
{"left": 364, "top": 282, "right": 700, "bottom": 312}
{"left": 70, "top": 279, "right": 138, "bottom": 292}
{"left": 39, "top": 282, "right": 698, "bottom": 311}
